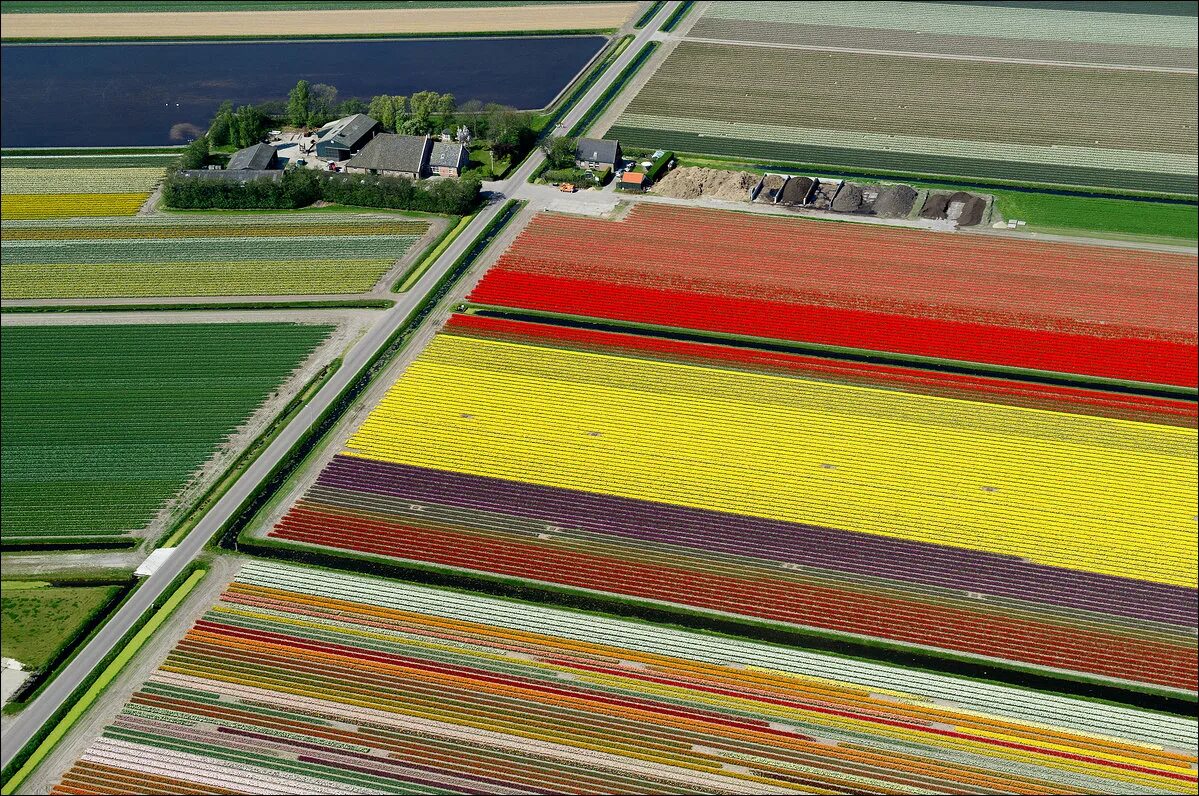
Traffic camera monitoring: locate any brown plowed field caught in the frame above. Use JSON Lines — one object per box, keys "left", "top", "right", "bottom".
{"left": 0, "top": 3, "right": 636, "bottom": 38}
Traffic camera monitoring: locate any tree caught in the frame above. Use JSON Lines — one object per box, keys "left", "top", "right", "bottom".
{"left": 178, "top": 135, "right": 209, "bottom": 170}
{"left": 286, "top": 79, "right": 311, "bottom": 128}
{"left": 208, "top": 100, "right": 234, "bottom": 147}
{"left": 435, "top": 92, "right": 456, "bottom": 128}
{"left": 408, "top": 90, "right": 440, "bottom": 134}
{"left": 392, "top": 95, "right": 408, "bottom": 129}
{"left": 232, "top": 105, "right": 266, "bottom": 148}
{"left": 368, "top": 95, "right": 396, "bottom": 131}
{"left": 336, "top": 97, "right": 368, "bottom": 117}
{"left": 308, "top": 83, "right": 338, "bottom": 126}
{"left": 542, "top": 135, "right": 578, "bottom": 169}
{"left": 486, "top": 105, "right": 533, "bottom": 160}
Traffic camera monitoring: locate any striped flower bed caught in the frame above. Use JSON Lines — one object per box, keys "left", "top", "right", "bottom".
{"left": 52, "top": 562, "right": 1199, "bottom": 795}
{"left": 467, "top": 204, "right": 1198, "bottom": 388}
{"left": 0, "top": 161, "right": 165, "bottom": 219}
{"left": 268, "top": 316, "right": 1198, "bottom": 690}
{"left": 1, "top": 213, "right": 428, "bottom": 298}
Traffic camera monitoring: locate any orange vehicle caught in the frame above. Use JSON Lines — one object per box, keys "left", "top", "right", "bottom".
{"left": 558, "top": 183, "right": 576, "bottom": 193}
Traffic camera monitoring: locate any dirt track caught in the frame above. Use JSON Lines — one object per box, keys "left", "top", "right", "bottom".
{"left": 0, "top": 3, "right": 637, "bottom": 38}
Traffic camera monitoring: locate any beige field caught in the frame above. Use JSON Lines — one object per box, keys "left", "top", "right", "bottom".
{"left": 0, "top": 2, "right": 638, "bottom": 38}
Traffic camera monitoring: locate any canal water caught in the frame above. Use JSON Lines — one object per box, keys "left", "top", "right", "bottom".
{"left": 1, "top": 35, "right": 604, "bottom": 147}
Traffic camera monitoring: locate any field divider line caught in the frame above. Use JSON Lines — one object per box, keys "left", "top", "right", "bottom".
{"left": 680, "top": 36, "right": 1199, "bottom": 74}
{"left": 0, "top": 569, "right": 207, "bottom": 796}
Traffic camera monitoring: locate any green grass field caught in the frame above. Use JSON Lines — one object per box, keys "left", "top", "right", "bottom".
{"left": 0, "top": 323, "right": 334, "bottom": 545}
{"left": 989, "top": 190, "right": 1197, "bottom": 242}
{"left": 1, "top": 586, "right": 121, "bottom": 670}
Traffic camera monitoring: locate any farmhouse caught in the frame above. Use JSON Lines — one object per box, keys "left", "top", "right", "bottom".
{"left": 345, "top": 134, "right": 470, "bottom": 179}
{"left": 428, "top": 141, "right": 469, "bottom": 177}
{"left": 225, "top": 142, "right": 277, "bottom": 171}
{"left": 575, "top": 137, "right": 621, "bottom": 171}
{"left": 313, "top": 113, "right": 382, "bottom": 161}
{"left": 345, "top": 134, "right": 431, "bottom": 179}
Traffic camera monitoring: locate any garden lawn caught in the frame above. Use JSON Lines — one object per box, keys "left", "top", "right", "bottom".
{"left": 0, "top": 323, "right": 333, "bottom": 544}
{"left": 1, "top": 585, "right": 121, "bottom": 670}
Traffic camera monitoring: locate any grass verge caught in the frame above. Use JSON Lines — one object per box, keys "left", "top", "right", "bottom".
{"left": 393, "top": 214, "right": 474, "bottom": 292}
{"left": 570, "top": 40, "right": 658, "bottom": 137}
{"left": 633, "top": 1, "right": 664, "bottom": 27}
{"left": 1, "top": 299, "right": 395, "bottom": 314}
{"left": 659, "top": 0, "right": 692, "bottom": 31}
{"left": 0, "top": 567, "right": 206, "bottom": 795}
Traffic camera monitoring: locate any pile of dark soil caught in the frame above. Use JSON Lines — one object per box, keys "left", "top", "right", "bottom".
{"left": 948, "top": 191, "right": 987, "bottom": 226}
{"left": 832, "top": 183, "right": 865, "bottom": 212}
{"left": 919, "top": 192, "right": 951, "bottom": 219}
{"left": 778, "top": 176, "right": 813, "bottom": 205}
{"left": 874, "top": 184, "right": 917, "bottom": 218}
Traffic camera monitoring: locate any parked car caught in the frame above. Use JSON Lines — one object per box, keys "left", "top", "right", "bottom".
{"left": 559, "top": 183, "right": 577, "bottom": 193}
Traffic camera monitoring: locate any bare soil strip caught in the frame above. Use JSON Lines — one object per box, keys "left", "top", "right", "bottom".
{"left": 0, "top": 3, "right": 637, "bottom": 38}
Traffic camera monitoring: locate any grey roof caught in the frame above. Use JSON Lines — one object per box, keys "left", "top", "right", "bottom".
{"left": 429, "top": 141, "right": 468, "bottom": 170}
{"left": 177, "top": 169, "right": 282, "bottom": 182}
{"left": 346, "top": 134, "right": 430, "bottom": 173}
{"left": 575, "top": 137, "right": 619, "bottom": 165}
{"left": 226, "top": 142, "right": 276, "bottom": 170}
{"left": 316, "top": 113, "right": 379, "bottom": 150}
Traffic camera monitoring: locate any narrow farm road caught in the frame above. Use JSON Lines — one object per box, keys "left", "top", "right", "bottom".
{"left": 0, "top": 0, "right": 681, "bottom": 770}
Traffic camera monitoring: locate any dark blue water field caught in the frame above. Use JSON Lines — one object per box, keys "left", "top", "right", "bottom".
{"left": 1, "top": 36, "right": 604, "bottom": 147}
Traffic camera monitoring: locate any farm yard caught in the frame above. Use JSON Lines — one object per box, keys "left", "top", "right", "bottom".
{"left": 606, "top": 2, "right": 1199, "bottom": 194}
{"left": 0, "top": 213, "right": 431, "bottom": 299}
{"left": 267, "top": 316, "right": 1197, "bottom": 690}
{"left": 690, "top": 1, "right": 1199, "bottom": 69}
{"left": 1, "top": 322, "right": 334, "bottom": 547}
{"left": 0, "top": 156, "right": 169, "bottom": 219}
{"left": 46, "top": 562, "right": 1199, "bottom": 795}
{"left": 467, "top": 205, "right": 1198, "bottom": 388}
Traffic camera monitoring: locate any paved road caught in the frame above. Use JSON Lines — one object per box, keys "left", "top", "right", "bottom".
{"left": 0, "top": 0, "right": 679, "bottom": 770}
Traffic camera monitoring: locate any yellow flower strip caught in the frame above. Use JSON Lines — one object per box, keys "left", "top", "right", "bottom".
{"left": 1, "top": 192, "right": 148, "bottom": 219}
{"left": 345, "top": 335, "right": 1198, "bottom": 587}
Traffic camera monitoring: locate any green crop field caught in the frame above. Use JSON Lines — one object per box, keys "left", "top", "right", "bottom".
{"left": 610, "top": 4, "right": 1198, "bottom": 195}
{"left": 0, "top": 323, "right": 334, "bottom": 545}
{"left": 0, "top": 213, "right": 428, "bottom": 298}
{"left": 1, "top": 585, "right": 121, "bottom": 670}
{"left": 690, "top": 1, "right": 1197, "bottom": 69}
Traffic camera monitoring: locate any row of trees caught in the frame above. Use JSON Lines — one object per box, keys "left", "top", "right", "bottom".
{"left": 162, "top": 168, "right": 481, "bottom": 216}
{"left": 366, "top": 91, "right": 455, "bottom": 135}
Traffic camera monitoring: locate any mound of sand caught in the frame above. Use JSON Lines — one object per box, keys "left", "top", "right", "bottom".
{"left": 779, "top": 176, "right": 813, "bottom": 205}
{"left": 652, "top": 167, "right": 758, "bottom": 201}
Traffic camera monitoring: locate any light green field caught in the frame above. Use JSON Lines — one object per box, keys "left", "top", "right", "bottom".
{"left": 1, "top": 213, "right": 426, "bottom": 298}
